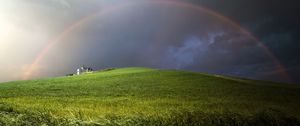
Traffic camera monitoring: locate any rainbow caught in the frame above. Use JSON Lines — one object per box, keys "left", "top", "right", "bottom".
{"left": 22, "top": 0, "right": 291, "bottom": 81}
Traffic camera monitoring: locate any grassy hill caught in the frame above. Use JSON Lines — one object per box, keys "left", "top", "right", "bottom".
{"left": 0, "top": 67, "right": 300, "bottom": 125}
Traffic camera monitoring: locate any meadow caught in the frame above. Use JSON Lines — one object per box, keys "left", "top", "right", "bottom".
{"left": 0, "top": 67, "right": 300, "bottom": 125}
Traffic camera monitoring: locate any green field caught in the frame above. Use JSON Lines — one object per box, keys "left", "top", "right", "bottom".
{"left": 0, "top": 67, "right": 300, "bottom": 125}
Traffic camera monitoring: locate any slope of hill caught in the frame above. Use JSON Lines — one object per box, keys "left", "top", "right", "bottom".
{"left": 0, "top": 67, "right": 300, "bottom": 125}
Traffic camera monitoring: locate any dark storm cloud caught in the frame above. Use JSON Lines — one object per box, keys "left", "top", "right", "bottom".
{"left": 163, "top": 36, "right": 205, "bottom": 68}
{"left": 35, "top": 0, "right": 296, "bottom": 83}
{"left": 185, "top": 0, "right": 300, "bottom": 83}
{"left": 1, "top": 0, "right": 299, "bottom": 83}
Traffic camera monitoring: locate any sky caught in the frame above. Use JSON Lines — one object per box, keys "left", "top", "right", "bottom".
{"left": 0, "top": 0, "right": 299, "bottom": 83}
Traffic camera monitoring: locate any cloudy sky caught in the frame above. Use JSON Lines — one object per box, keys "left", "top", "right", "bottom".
{"left": 0, "top": 0, "right": 299, "bottom": 83}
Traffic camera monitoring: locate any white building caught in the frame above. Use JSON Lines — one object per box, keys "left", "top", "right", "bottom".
{"left": 76, "top": 66, "right": 93, "bottom": 75}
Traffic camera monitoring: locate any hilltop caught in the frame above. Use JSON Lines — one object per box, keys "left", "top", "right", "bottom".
{"left": 0, "top": 67, "right": 300, "bottom": 125}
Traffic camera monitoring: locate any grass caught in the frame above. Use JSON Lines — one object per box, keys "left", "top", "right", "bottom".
{"left": 0, "top": 67, "right": 300, "bottom": 125}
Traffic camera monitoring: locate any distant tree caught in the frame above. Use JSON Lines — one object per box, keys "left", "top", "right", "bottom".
{"left": 87, "top": 67, "right": 93, "bottom": 72}
{"left": 66, "top": 74, "right": 74, "bottom": 76}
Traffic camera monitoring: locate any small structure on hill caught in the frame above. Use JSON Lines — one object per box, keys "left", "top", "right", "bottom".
{"left": 77, "top": 65, "right": 93, "bottom": 75}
